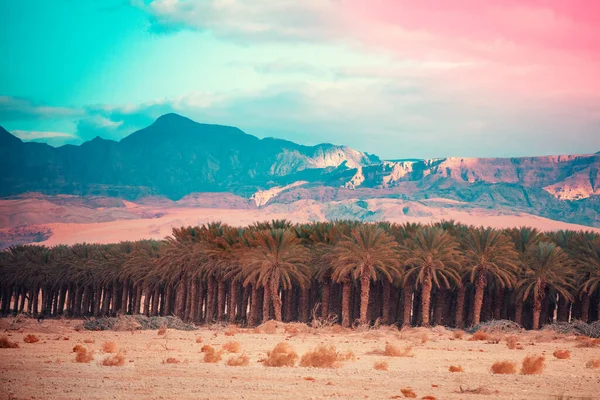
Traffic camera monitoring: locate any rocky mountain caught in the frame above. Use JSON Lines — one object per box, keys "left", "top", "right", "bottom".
{"left": 1, "top": 114, "right": 599, "bottom": 228}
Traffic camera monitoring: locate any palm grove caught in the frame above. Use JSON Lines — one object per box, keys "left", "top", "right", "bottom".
{"left": 1, "top": 220, "right": 599, "bottom": 330}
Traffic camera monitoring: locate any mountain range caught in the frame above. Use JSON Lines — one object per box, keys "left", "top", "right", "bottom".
{"left": 1, "top": 113, "right": 599, "bottom": 241}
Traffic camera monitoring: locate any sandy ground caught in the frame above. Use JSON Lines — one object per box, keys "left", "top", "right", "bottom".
{"left": 1, "top": 319, "right": 599, "bottom": 400}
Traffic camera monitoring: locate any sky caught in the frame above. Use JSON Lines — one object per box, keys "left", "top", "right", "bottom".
{"left": 0, "top": 0, "right": 599, "bottom": 159}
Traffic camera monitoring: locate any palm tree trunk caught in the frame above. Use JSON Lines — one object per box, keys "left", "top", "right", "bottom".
{"left": 493, "top": 287, "right": 504, "bottom": 320}
{"left": 533, "top": 294, "right": 542, "bottom": 330}
{"left": 299, "top": 288, "right": 309, "bottom": 322}
{"left": 359, "top": 274, "right": 371, "bottom": 325}
{"left": 134, "top": 285, "right": 142, "bottom": 314}
{"left": 421, "top": 274, "right": 433, "bottom": 327}
{"left": 557, "top": 295, "right": 569, "bottom": 322}
{"left": 120, "top": 281, "right": 129, "bottom": 314}
{"left": 515, "top": 296, "right": 523, "bottom": 325}
{"left": 321, "top": 280, "right": 331, "bottom": 318}
{"left": 206, "top": 276, "right": 215, "bottom": 322}
{"left": 249, "top": 284, "right": 259, "bottom": 326}
{"left": 434, "top": 287, "right": 446, "bottom": 326}
{"left": 283, "top": 289, "right": 293, "bottom": 321}
{"left": 196, "top": 281, "right": 205, "bottom": 322}
{"left": 455, "top": 284, "right": 466, "bottom": 328}
{"left": 240, "top": 285, "right": 249, "bottom": 321}
{"left": 341, "top": 279, "right": 352, "bottom": 328}
{"left": 152, "top": 287, "right": 160, "bottom": 317}
{"left": 102, "top": 286, "right": 112, "bottom": 316}
{"left": 188, "top": 279, "right": 197, "bottom": 323}
{"left": 472, "top": 275, "right": 486, "bottom": 326}
{"left": 382, "top": 280, "right": 391, "bottom": 324}
{"left": 229, "top": 281, "right": 238, "bottom": 323}
{"left": 57, "top": 286, "right": 67, "bottom": 315}
{"left": 262, "top": 284, "right": 271, "bottom": 323}
{"left": 217, "top": 279, "right": 226, "bottom": 321}
{"left": 164, "top": 284, "right": 173, "bottom": 316}
{"left": 175, "top": 281, "right": 186, "bottom": 318}
{"left": 271, "top": 276, "right": 283, "bottom": 322}
{"left": 402, "top": 278, "right": 413, "bottom": 327}
{"left": 143, "top": 287, "right": 151, "bottom": 316}
{"left": 581, "top": 293, "right": 590, "bottom": 323}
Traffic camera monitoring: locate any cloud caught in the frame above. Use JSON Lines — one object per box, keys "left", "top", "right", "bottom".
{"left": 0, "top": 96, "right": 83, "bottom": 121}
{"left": 12, "top": 130, "right": 79, "bottom": 147}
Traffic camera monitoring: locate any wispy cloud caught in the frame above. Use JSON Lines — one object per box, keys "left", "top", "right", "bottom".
{"left": 0, "top": 96, "right": 83, "bottom": 121}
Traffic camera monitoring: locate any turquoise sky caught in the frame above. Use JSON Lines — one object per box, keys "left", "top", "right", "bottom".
{"left": 1, "top": 0, "right": 598, "bottom": 158}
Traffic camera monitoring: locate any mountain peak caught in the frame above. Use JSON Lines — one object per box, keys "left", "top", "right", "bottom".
{"left": 0, "top": 126, "right": 23, "bottom": 147}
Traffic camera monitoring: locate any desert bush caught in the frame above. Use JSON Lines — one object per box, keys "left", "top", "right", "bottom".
{"left": 224, "top": 327, "right": 239, "bottom": 336}
{"left": 576, "top": 338, "right": 600, "bottom": 348}
{"left": 163, "top": 357, "right": 180, "bottom": 364}
{"left": 400, "top": 388, "right": 417, "bottom": 398}
{"left": 203, "top": 347, "right": 223, "bottom": 363}
{"left": 384, "top": 343, "right": 413, "bottom": 357}
{"left": 227, "top": 354, "right": 249, "bottom": 366}
{"left": 490, "top": 360, "right": 517, "bottom": 374}
{"left": 0, "top": 336, "right": 19, "bottom": 348}
{"left": 75, "top": 350, "right": 94, "bottom": 363}
{"left": 24, "top": 334, "right": 40, "bottom": 343}
{"left": 201, "top": 345, "right": 214, "bottom": 353}
{"left": 374, "top": 360, "right": 389, "bottom": 371}
{"left": 284, "top": 323, "right": 311, "bottom": 335}
{"left": 157, "top": 327, "right": 167, "bottom": 336}
{"left": 453, "top": 330, "right": 465, "bottom": 339}
{"left": 470, "top": 331, "right": 488, "bottom": 341}
{"left": 585, "top": 359, "right": 600, "bottom": 369}
{"left": 254, "top": 320, "right": 278, "bottom": 334}
{"left": 421, "top": 396, "right": 436, "bottom": 400}
{"left": 195, "top": 336, "right": 203, "bottom": 343}
{"left": 300, "top": 345, "right": 339, "bottom": 368}
{"left": 506, "top": 335, "right": 519, "bottom": 349}
{"left": 102, "top": 352, "right": 126, "bottom": 366}
{"left": 73, "top": 344, "right": 87, "bottom": 353}
{"left": 521, "top": 355, "right": 545, "bottom": 375}
{"left": 337, "top": 350, "right": 355, "bottom": 361}
{"left": 222, "top": 341, "right": 241, "bottom": 353}
{"left": 449, "top": 365, "right": 464, "bottom": 372}
{"left": 457, "top": 386, "right": 496, "bottom": 395}
{"left": 264, "top": 342, "right": 298, "bottom": 367}
{"left": 83, "top": 338, "right": 95, "bottom": 344}
{"left": 102, "top": 341, "right": 117, "bottom": 353}
{"left": 553, "top": 350, "right": 571, "bottom": 359}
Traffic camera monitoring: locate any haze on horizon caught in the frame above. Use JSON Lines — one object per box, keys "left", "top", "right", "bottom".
{"left": 1, "top": 0, "right": 599, "bottom": 160}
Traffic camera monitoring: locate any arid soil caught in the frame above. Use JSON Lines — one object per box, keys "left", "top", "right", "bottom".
{"left": 1, "top": 319, "right": 599, "bottom": 400}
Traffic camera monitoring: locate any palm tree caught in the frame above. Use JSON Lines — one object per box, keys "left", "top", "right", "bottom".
{"left": 331, "top": 224, "right": 400, "bottom": 326}
{"left": 517, "top": 242, "right": 574, "bottom": 329}
{"left": 402, "top": 225, "right": 461, "bottom": 327}
{"left": 242, "top": 228, "right": 311, "bottom": 322}
{"left": 508, "top": 227, "right": 542, "bottom": 324}
{"left": 578, "top": 236, "right": 600, "bottom": 322}
{"left": 462, "top": 227, "right": 519, "bottom": 326}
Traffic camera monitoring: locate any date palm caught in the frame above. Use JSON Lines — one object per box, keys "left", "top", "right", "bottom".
{"left": 402, "top": 225, "right": 461, "bottom": 327}
{"left": 462, "top": 227, "right": 519, "bottom": 326}
{"left": 577, "top": 236, "right": 600, "bottom": 321}
{"left": 517, "top": 242, "right": 574, "bottom": 329}
{"left": 331, "top": 224, "right": 400, "bottom": 326}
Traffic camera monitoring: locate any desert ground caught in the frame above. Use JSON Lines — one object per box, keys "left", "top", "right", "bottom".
{"left": 1, "top": 318, "right": 599, "bottom": 400}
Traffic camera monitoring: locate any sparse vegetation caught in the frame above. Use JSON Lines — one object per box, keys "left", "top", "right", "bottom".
{"left": 0, "top": 336, "right": 19, "bottom": 348}
{"left": 457, "top": 386, "right": 496, "bottom": 395}
{"left": 83, "top": 338, "right": 95, "bottom": 344}
{"left": 264, "top": 342, "right": 298, "bottom": 367}
{"left": 163, "top": 357, "right": 180, "bottom": 364}
{"left": 226, "top": 354, "right": 249, "bottom": 366}
{"left": 300, "top": 345, "right": 339, "bottom": 368}
{"left": 203, "top": 346, "right": 223, "bottom": 363}
{"left": 102, "top": 341, "right": 117, "bottom": 353}
{"left": 453, "top": 330, "right": 465, "bottom": 339}
{"left": 102, "top": 352, "right": 126, "bottom": 366}
{"left": 490, "top": 360, "right": 517, "bottom": 374}
{"left": 506, "top": 335, "right": 519, "bottom": 349}
{"left": 75, "top": 350, "right": 94, "bottom": 363}
{"left": 400, "top": 387, "right": 417, "bottom": 398}
{"left": 73, "top": 344, "right": 86, "bottom": 353}
{"left": 222, "top": 341, "right": 241, "bottom": 353}
{"left": 521, "top": 355, "right": 545, "bottom": 375}
{"left": 470, "top": 331, "right": 488, "bottom": 341}
{"left": 23, "top": 334, "right": 40, "bottom": 343}
{"left": 201, "top": 344, "right": 214, "bottom": 353}
{"left": 553, "top": 350, "right": 571, "bottom": 359}
{"left": 585, "top": 359, "right": 600, "bottom": 369}
{"left": 449, "top": 365, "right": 464, "bottom": 372}
{"left": 157, "top": 327, "right": 167, "bottom": 335}
{"left": 374, "top": 360, "right": 388, "bottom": 371}
{"left": 195, "top": 336, "right": 203, "bottom": 343}
{"left": 384, "top": 343, "right": 413, "bottom": 357}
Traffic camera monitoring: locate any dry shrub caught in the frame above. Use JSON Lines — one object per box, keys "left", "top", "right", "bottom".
{"left": 102, "top": 352, "right": 126, "bottom": 366}
{"left": 453, "top": 330, "right": 465, "bottom": 340}
{"left": 73, "top": 344, "right": 87, "bottom": 353}
{"left": 163, "top": 357, "right": 180, "bottom": 364}
{"left": 400, "top": 388, "right": 417, "bottom": 398}
{"left": 374, "top": 360, "right": 389, "bottom": 371}
{"left": 227, "top": 354, "right": 249, "bottom": 367}
{"left": 422, "top": 396, "right": 436, "bottom": 400}
{"left": 470, "top": 331, "right": 488, "bottom": 341}
{"left": 515, "top": 344, "right": 524, "bottom": 350}
{"left": 157, "top": 327, "right": 167, "bottom": 336}
{"left": 83, "top": 338, "right": 95, "bottom": 344}
{"left": 585, "top": 359, "right": 600, "bottom": 369}
{"left": 264, "top": 342, "right": 298, "bottom": 367}
{"left": 102, "top": 341, "right": 117, "bottom": 353}
{"left": 449, "top": 365, "right": 464, "bottom": 373}
{"left": 224, "top": 327, "right": 239, "bottom": 336}
{"left": 487, "top": 334, "right": 502, "bottom": 344}
{"left": 506, "top": 335, "right": 519, "bottom": 349}
{"left": 521, "top": 355, "right": 545, "bottom": 375}
{"left": 0, "top": 336, "right": 19, "bottom": 348}
{"left": 201, "top": 345, "right": 214, "bottom": 353}
{"left": 576, "top": 338, "right": 600, "bottom": 348}
{"left": 24, "top": 334, "right": 40, "bottom": 343}
{"left": 254, "top": 320, "right": 278, "bottom": 334}
{"left": 490, "top": 360, "right": 517, "bottom": 374}
{"left": 75, "top": 350, "right": 94, "bottom": 363}
{"left": 384, "top": 343, "right": 413, "bottom": 357}
{"left": 553, "top": 350, "right": 571, "bottom": 359}
{"left": 303, "top": 376, "right": 315, "bottom": 381}
{"left": 457, "top": 386, "right": 496, "bottom": 395}
{"left": 195, "top": 336, "right": 203, "bottom": 343}
{"left": 337, "top": 350, "right": 355, "bottom": 361}
{"left": 222, "top": 341, "right": 241, "bottom": 353}
{"left": 284, "top": 323, "right": 311, "bottom": 335}
{"left": 300, "top": 345, "right": 339, "bottom": 368}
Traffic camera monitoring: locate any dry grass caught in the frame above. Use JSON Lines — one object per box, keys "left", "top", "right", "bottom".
{"left": 102, "top": 341, "right": 117, "bottom": 353}
{"left": 421, "top": 333, "right": 429, "bottom": 344}
{"left": 400, "top": 387, "right": 417, "bottom": 398}
{"left": 453, "top": 330, "right": 465, "bottom": 340}
{"left": 224, "top": 327, "right": 239, "bottom": 336}
{"left": 553, "top": 349, "right": 571, "bottom": 359}
{"left": 384, "top": 343, "right": 414, "bottom": 357}
{"left": 264, "top": 342, "right": 298, "bottom": 367}
{"left": 222, "top": 341, "right": 241, "bottom": 353}
{"left": 75, "top": 350, "right": 94, "bottom": 363}
{"left": 0, "top": 336, "right": 19, "bottom": 348}
{"left": 72, "top": 344, "right": 87, "bottom": 353}
{"left": 102, "top": 352, "right": 126, "bottom": 366}
{"left": 163, "top": 357, "right": 180, "bottom": 364}
{"left": 575, "top": 338, "right": 600, "bottom": 348}
{"left": 195, "top": 336, "right": 203, "bottom": 343}
{"left": 422, "top": 396, "right": 436, "bottom": 400}
{"left": 201, "top": 345, "right": 214, "bottom": 353}
{"left": 490, "top": 360, "right": 517, "bottom": 374}
{"left": 521, "top": 355, "right": 545, "bottom": 375}
{"left": 254, "top": 320, "right": 278, "bottom": 334}
{"left": 457, "top": 386, "right": 497, "bottom": 395}
{"left": 585, "top": 358, "right": 600, "bottom": 369}
{"left": 449, "top": 365, "right": 464, "bottom": 372}
{"left": 157, "top": 327, "right": 167, "bottom": 336}
{"left": 470, "top": 331, "right": 489, "bottom": 341}
{"left": 203, "top": 346, "right": 223, "bottom": 363}
{"left": 300, "top": 345, "right": 339, "bottom": 368}
{"left": 83, "top": 338, "right": 95, "bottom": 344}
{"left": 337, "top": 350, "right": 356, "bottom": 361}
{"left": 226, "top": 354, "right": 249, "bottom": 367}
{"left": 506, "top": 335, "right": 519, "bottom": 349}
{"left": 23, "top": 334, "right": 40, "bottom": 343}
{"left": 374, "top": 360, "right": 389, "bottom": 371}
